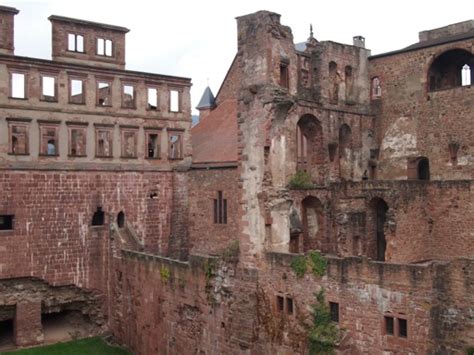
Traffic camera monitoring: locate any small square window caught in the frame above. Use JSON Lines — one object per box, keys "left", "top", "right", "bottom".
{"left": 147, "top": 88, "right": 158, "bottom": 110}
{"left": 170, "top": 90, "right": 180, "bottom": 112}
{"left": 41, "top": 76, "right": 57, "bottom": 101}
{"left": 69, "top": 127, "right": 87, "bottom": 157}
{"left": 329, "top": 302, "right": 339, "bottom": 323}
{"left": 95, "top": 128, "right": 113, "bottom": 157}
{"left": 276, "top": 296, "right": 284, "bottom": 312}
{"left": 0, "top": 215, "right": 14, "bottom": 231}
{"left": 70, "top": 79, "right": 85, "bottom": 104}
{"left": 398, "top": 318, "right": 408, "bottom": 338}
{"left": 146, "top": 131, "right": 160, "bottom": 159}
{"left": 385, "top": 316, "right": 394, "bottom": 335}
{"left": 11, "top": 73, "right": 26, "bottom": 99}
{"left": 91, "top": 207, "right": 105, "bottom": 226}
{"left": 97, "top": 82, "right": 112, "bottom": 106}
{"left": 122, "top": 85, "right": 135, "bottom": 108}
{"left": 68, "top": 33, "right": 84, "bottom": 52}
{"left": 9, "top": 123, "right": 29, "bottom": 155}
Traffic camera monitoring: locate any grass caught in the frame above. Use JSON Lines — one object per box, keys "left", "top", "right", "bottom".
{"left": 4, "top": 337, "right": 131, "bottom": 355}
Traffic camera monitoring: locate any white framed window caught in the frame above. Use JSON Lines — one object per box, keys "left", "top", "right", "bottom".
{"left": 68, "top": 33, "right": 84, "bottom": 52}
{"left": 97, "top": 38, "right": 113, "bottom": 57}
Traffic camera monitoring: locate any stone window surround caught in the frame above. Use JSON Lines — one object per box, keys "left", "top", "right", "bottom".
{"left": 144, "top": 128, "right": 162, "bottom": 160}
{"left": 8, "top": 68, "right": 28, "bottom": 100}
{"left": 7, "top": 118, "right": 31, "bottom": 156}
{"left": 66, "top": 121, "right": 88, "bottom": 157}
{"left": 38, "top": 120, "right": 60, "bottom": 157}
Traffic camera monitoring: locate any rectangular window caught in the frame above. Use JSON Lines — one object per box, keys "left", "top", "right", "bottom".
{"left": 385, "top": 316, "right": 394, "bottom": 335}
{"left": 121, "top": 129, "right": 137, "bottom": 158}
{"left": 329, "top": 302, "right": 339, "bottom": 323}
{"left": 146, "top": 131, "right": 160, "bottom": 159}
{"left": 9, "top": 123, "right": 29, "bottom": 155}
{"left": 286, "top": 297, "right": 294, "bottom": 315}
{"left": 169, "top": 90, "right": 180, "bottom": 112}
{"left": 10, "top": 73, "right": 25, "bottom": 99}
{"left": 39, "top": 125, "right": 59, "bottom": 156}
{"left": 122, "top": 84, "right": 135, "bottom": 108}
{"left": 147, "top": 88, "right": 158, "bottom": 110}
{"left": 70, "top": 79, "right": 84, "bottom": 104}
{"left": 41, "top": 76, "right": 56, "bottom": 101}
{"left": 276, "top": 296, "right": 284, "bottom": 312}
{"left": 168, "top": 131, "right": 183, "bottom": 159}
{"left": 97, "top": 38, "right": 113, "bottom": 57}
{"left": 69, "top": 126, "right": 87, "bottom": 157}
{"left": 280, "top": 63, "right": 289, "bottom": 89}
{"left": 68, "top": 33, "right": 84, "bottom": 52}
{"left": 95, "top": 128, "right": 113, "bottom": 157}
{"left": 0, "top": 215, "right": 14, "bottom": 231}
{"left": 97, "top": 82, "right": 112, "bottom": 106}
{"left": 398, "top": 318, "right": 408, "bottom": 338}
{"left": 213, "top": 191, "right": 227, "bottom": 224}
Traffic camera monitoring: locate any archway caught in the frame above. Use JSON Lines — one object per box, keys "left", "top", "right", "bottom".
{"left": 368, "top": 198, "right": 389, "bottom": 261}
{"left": 417, "top": 157, "right": 430, "bottom": 180}
{"left": 296, "top": 114, "right": 324, "bottom": 174}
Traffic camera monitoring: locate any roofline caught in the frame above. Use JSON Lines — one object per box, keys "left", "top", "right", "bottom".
{"left": 215, "top": 53, "right": 238, "bottom": 101}
{"left": 369, "top": 33, "right": 474, "bottom": 60}
{"left": 0, "top": 5, "right": 19, "bottom": 14}
{"left": 0, "top": 54, "right": 192, "bottom": 84}
{"left": 48, "top": 15, "right": 129, "bottom": 33}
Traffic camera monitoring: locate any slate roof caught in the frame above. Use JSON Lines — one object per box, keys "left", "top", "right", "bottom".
{"left": 196, "top": 86, "right": 216, "bottom": 109}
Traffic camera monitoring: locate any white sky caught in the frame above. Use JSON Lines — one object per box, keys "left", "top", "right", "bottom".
{"left": 4, "top": 0, "right": 474, "bottom": 114}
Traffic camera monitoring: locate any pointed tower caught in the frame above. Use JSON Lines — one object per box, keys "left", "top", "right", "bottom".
{"left": 196, "top": 86, "right": 216, "bottom": 120}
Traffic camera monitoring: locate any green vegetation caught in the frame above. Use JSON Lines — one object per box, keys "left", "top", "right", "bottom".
{"left": 288, "top": 170, "right": 315, "bottom": 189}
{"left": 466, "top": 347, "right": 474, "bottom": 355}
{"left": 290, "top": 255, "right": 307, "bottom": 278}
{"left": 159, "top": 266, "right": 170, "bottom": 282}
{"left": 4, "top": 337, "right": 130, "bottom": 355}
{"left": 291, "top": 251, "right": 327, "bottom": 278}
{"left": 203, "top": 258, "right": 216, "bottom": 281}
{"left": 308, "top": 290, "right": 340, "bottom": 355}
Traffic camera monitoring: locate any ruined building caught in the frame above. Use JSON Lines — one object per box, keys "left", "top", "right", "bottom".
{"left": 0, "top": 5, "right": 473, "bottom": 355}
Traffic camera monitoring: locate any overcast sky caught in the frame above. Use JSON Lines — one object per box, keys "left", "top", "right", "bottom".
{"left": 4, "top": 0, "right": 474, "bottom": 114}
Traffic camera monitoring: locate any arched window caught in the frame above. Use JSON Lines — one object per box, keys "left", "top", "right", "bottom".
{"left": 296, "top": 114, "right": 324, "bottom": 172}
{"left": 302, "top": 196, "right": 325, "bottom": 252}
{"left": 428, "top": 49, "right": 474, "bottom": 91}
{"left": 417, "top": 157, "right": 430, "bottom": 180}
{"left": 371, "top": 77, "right": 382, "bottom": 99}
{"left": 117, "top": 211, "right": 125, "bottom": 228}
{"left": 345, "top": 66, "right": 353, "bottom": 102}
{"left": 329, "top": 61, "right": 338, "bottom": 104}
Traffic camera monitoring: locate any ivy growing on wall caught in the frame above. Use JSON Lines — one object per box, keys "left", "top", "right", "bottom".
{"left": 290, "top": 251, "right": 327, "bottom": 278}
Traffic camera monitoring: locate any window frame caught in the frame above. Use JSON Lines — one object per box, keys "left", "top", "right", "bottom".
{"left": 167, "top": 130, "right": 184, "bottom": 160}
{"left": 213, "top": 191, "right": 228, "bottom": 225}
{"left": 371, "top": 77, "right": 382, "bottom": 99}
{"left": 67, "top": 33, "right": 85, "bottom": 53}
{"left": 120, "top": 127, "right": 138, "bottom": 159}
{"left": 67, "top": 123, "right": 88, "bottom": 157}
{"left": 40, "top": 74, "right": 58, "bottom": 102}
{"left": 145, "top": 129, "right": 161, "bottom": 160}
{"left": 69, "top": 77, "right": 86, "bottom": 105}
{"left": 147, "top": 87, "right": 159, "bottom": 111}
{"left": 94, "top": 125, "right": 114, "bottom": 158}
{"left": 96, "top": 80, "right": 113, "bottom": 107}
{"left": 96, "top": 38, "right": 113, "bottom": 57}
{"left": 7, "top": 119, "right": 30, "bottom": 155}
{"left": 121, "top": 83, "right": 136, "bottom": 109}
{"left": 38, "top": 122, "right": 60, "bottom": 157}
{"left": 9, "top": 71, "right": 27, "bottom": 100}
{"left": 169, "top": 89, "right": 181, "bottom": 113}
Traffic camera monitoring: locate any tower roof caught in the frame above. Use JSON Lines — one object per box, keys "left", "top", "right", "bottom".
{"left": 196, "top": 86, "right": 216, "bottom": 110}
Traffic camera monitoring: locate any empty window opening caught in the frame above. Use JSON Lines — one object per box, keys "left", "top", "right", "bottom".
{"left": 398, "top": 318, "right": 408, "bottom": 338}
{"left": 69, "top": 127, "right": 86, "bottom": 157}
{"left": 121, "top": 130, "right": 137, "bottom": 158}
{"left": 289, "top": 233, "right": 300, "bottom": 253}
{"left": 385, "top": 316, "right": 394, "bottom": 335}
{"left": 428, "top": 49, "right": 474, "bottom": 91}
{"left": 70, "top": 79, "right": 84, "bottom": 104}
{"left": 168, "top": 132, "right": 183, "bottom": 159}
{"left": 146, "top": 133, "right": 160, "bottom": 159}
{"left": 213, "top": 191, "right": 227, "bottom": 224}
{"left": 297, "top": 114, "right": 324, "bottom": 174}
{"left": 371, "top": 77, "right": 382, "bottom": 99}
{"left": 91, "top": 207, "right": 105, "bottom": 226}
{"left": 147, "top": 88, "right": 158, "bottom": 110}
{"left": 370, "top": 198, "right": 388, "bottom": 262}
{"left": 11, "top": 73, "right": 25, "bottom": 99}
{"left": 462, "top": 64, "right": 471, "bottom": 86}
{"left": 117, "top": 211, "right": 125, "bottom": 228}
{"left": 97, "top": 38, "right": 112, "bottom": 57}
{"left": 338, "top": 124, "right": 352, "bottom": 180}
{"left": 329, "top": 302, "right": 339, "bottom": 323}
{"left": 329, "top": 61, "right": 339, "bottom": 104}
{"left": 122, "top": 85, "right": 135, "bottom": 108}
{"left": 96, "top": 129, "right": 113, "bottom": 157}
{"left": 97, "top": 82, "right": 111, "bottom": 106}
{"left": 40, "top": 126, "right": 58, "bottom": 156}
{"left": 9, "top": 124, "right": 28, "bottom": 155}
{"left": 302, "top": 196, "right": 324, "bottom": 252}
{"left": 0, "top": 306, "right": 15, "bottom": 348}
{"left": 280, "top": 61, "right": 289, "bottom": 89}
{"left": 0, "top": 215, "right": 14, "bottom": 230}
{"left": 170, "top": 90, "right": 180, "bottom": 112}
{"left": 345, "top": 65, "right": 353, "bottom": 102}
{"left": 41, "top": 76, "right": 56, "bottom": 101}
{"left": 286, "top": 297, "right": 294, "bottom": 315}
{"left": 417, "top": 157, "right": 430, "bottom": 180}
{"left": 276, "top": 296, "right": 284, "bottom": 312}
{"left": 68, "top": 33, "right": 84, "bottom": 52}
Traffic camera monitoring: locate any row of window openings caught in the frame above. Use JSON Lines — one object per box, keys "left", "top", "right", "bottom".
{"left": 384, "top": 315, "right": 408, "bottom": 338}
{"left": 68, "top": 33, "right": 113, "bottom": 57}
{"left": 10, "top": 73, "right": 181, "bottom": 112}
{"left": 10, "top": 124, "right": 182, "bottom": 159}
{"left": 275, "top": 296, "right": 339, "bottom": 323}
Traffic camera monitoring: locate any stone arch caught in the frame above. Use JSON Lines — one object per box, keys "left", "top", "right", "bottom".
{"left": 338, "top": 124, "right": 352, "bottom": 180}
{"left": 296, "top": 114, "right": 324, "bottom": 175}
{"left": 301, "top": 196, "right": 325, "bottom": 252}
{"left": 368, "top": 198, "right": 389, "bottom": 261}
{"left": 428, "top": 49, "right": 474, "bottom": 91}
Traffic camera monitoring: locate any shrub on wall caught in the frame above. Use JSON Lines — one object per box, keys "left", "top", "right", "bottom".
{"left": 288, "top": 170, "right": 315, "bottom": 189}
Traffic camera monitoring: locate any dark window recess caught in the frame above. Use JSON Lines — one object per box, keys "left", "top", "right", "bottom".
{"left": 0, "top": 215, "right": 14, "bottom": 230}
{"left": 329, "top": 302, "right": 339, "bottom": 323}
{"left": 385, "top": 316, "right": 394, "bottom": 335}
{"left": 398, "top": 318, "right": 408, "bottom": 338}
{"left": 286, "top": 297, "right": 294, "bottom": 315}
{"left": 117, "top": 211, "right": 125, "bottom": 228}
{"left": 280, "top": 63, "right": 289, "bottom": 89}
{"left": 91, "top": 207, "right": 104, "bottom": 226}
{"left": 277, "top": 296, "right": 284, "bottom": 312}
{"left": 213, "top": 191, "right": 227, "bottom": 224}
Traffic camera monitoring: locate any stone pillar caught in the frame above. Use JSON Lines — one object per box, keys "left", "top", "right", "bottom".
{"left": 14, "top": 301, "right": 43, "bottom": 347}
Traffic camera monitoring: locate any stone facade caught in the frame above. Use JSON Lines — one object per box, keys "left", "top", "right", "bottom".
{"left": 0, "top": 6, "right": 473, "bottom": 355}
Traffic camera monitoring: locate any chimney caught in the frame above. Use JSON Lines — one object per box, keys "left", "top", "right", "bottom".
{"left": 353, "top": 36, "right": 365, "bottom": 48}
{"left": 0, "top": 5, "right": 19, "bottom": 55}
